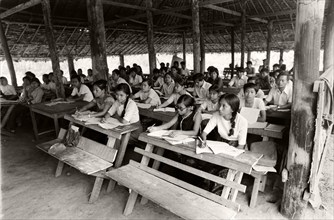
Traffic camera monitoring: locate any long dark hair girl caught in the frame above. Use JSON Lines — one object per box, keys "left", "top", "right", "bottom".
{"left": 219, "top": 93, "right": 240, "bottom": 136}
{"left": 115, "top": 83, "right": 131, "bottom": 117}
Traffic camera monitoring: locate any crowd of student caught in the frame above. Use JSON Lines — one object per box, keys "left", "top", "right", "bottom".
{"left": 1, "top": 59, "right": 292, "bottom": 148}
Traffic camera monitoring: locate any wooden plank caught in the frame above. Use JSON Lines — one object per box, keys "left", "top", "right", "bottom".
{"left": 229, "top": 171, "right": 243, "bottom": 202}
{"left": 240, "top": 3, "right": 246, "bottom": 68}
{"left": 323, "top": 0, "right": 334, "bottom": 71}
{"left": 130, "top": 160, "right": 241, "bottom": 211}
{"left": 221, "top": 169, "right": 236, "bottom": 199}
{"left": 106, "top": 164, "right": 237, "bottom": 219}
{"left": 134, "top": 147, "right": 246, "bottom": 192}
{"left": 0, "top": 0, "right": 41, "bottom": 19}
{"left": 146, "top": 0, "right": 156, "bottom": 75}
{"left": 192, "top": 0, "right": 201, "bottom": 74}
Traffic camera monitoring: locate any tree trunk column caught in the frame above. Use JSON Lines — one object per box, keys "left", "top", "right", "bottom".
{"left": 191, "top": 0, "right": 200, "bottom": 74}
{"left": 67, "top": 55, "right": 75, "bottom": 75}
{"left": 0, "top": 19, "right": 17, "bottom": 87}
{"left": 323, "top": 0, "right": 334, "bottom": 72}
{"left": 182, "top": 32, "right": 186, "bottom": 62}
{"left": 279, "top": 49, "right": 284, "bottom": 62}
{"left": 266, "top": 20, "right": 273, "bottom": 69}
{"left": 41, "top": 0, "right": 64, "bottom": 98}
{"left": 87, "top": 0, "right": 108, "bottom": 80}
{"left": 240, "top": 3, "right": 246, "bottom": 68}
{"left": 119, "top": 54, "right": 125, "bottom": 67}
{"left": 280, "top": 0, "right": 325, "bottom": 218}
{"left": 146, "top": 0, "right": 156, "bottom": 75}
{"left": 231, "top": 27, "right": 235, "bottom": 77}
{"left": 200, "top": 24, "right": 205, "bottom": 74}
{"left": 247, "top": 49, "right": 251, "bottom": 62}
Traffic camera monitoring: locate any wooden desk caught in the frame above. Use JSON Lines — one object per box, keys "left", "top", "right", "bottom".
{"left": 29, "top": 101, "right": 88, "bottom": 141}
{"left": 0, "top": 99, "right": 19, "bottom": 136}
{"left": 266, "top": 109, "right": 291, "bottom": 120}
{"left": 64, "top": 114, "right": 141, "bottom": 191}
{"left": 138, "top": 107, "right": 176, "bottom": 122}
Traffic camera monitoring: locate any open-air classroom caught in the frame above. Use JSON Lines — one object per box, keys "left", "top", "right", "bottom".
{"left": 0, "top": 0, "right": 333, "bottom": 219}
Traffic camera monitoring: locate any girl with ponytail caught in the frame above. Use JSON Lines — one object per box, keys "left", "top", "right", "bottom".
{"left": 200, "top": 93, "right": 248, "bottom": 149}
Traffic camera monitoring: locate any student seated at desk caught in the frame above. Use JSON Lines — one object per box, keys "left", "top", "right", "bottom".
{"left": 239, "top": 83, "right": 266, "bottom": 122}
{"left": 77, "top": 80, "right": 115, "bottom": 117}
{"left": 128, "top": 67, "right": 143, "bottom": 87}
{"left": 200, "top": 94, "right": 248, "bottom": 149}
{"left": 228, "top": 67, "right": 248, "bottom": 89}
{"left": 152, "top": 68, "right": 164, "bottom": 88}
{"left": 157, "top": 77, "right": 192, "bottom": 108}
{"left": 67, "top": 75, "right": 94, "bottom": 102}
{"left": 237, "top": 77, "right": 265, "bottom": 99}
{"left": 133, "top": 79, "right": 161, "bottom": 106}
{"left": 110, "top": 69, "right": 132, "bottom": 93}
{"left": 0, "top": 77, "right": 17, "bottom": 99}
{"left": 265, "top": 72, "right": 292, "bottom": 110}
{"left": 207, "top": 66, "right": 223, "bottom": 91}
{"left": 197, "top": 85, "right": 221, "bottom": 114}
{"left": 148, "top": 94, "right": 202, "bottom": 137}
{"left": 41, "top": 74, "right": 56, "bottom": 93}
{"left": 193, "top": 73, "right": 212, "bottom": 99}
{"left": 160, "top": 72, "right": 175, "bottom": 98}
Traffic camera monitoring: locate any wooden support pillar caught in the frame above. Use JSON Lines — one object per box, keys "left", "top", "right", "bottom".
{"left": 119, "top": 54, "right": 125, "bottom": 66}
{"left": 146, "top": 0, "right": 156, "bottom": 75}
{"left": 200, "top": 25, "right": 205, "bottom": 74}
{"left": 231, "top": 27, "right": 235, "bottom": 76}
{"left": 182, "top": 32, "right": 186, "bottom": 62}
{"left": 67, "top": 55, "right": 75, "bottom": 75}
{"left": 191, "top": 0, "right": 200, "bottom": 74}
{"left": 247, "top": 49, "right": 251, "bottom": 62}
{"left": 279, "top": 49, "right": 284, "bottom": 61}
{"left": 0, "top": 18, "right": 17, "bottom": 87}
{"left": 323, "top": 0, "right": 334, "bottom": 72}
{"left": 41, "top": 0, "right": 64, "bottom": 98}
{"left": 87, "top": 0, "right": 108, "bottom": 80}
{"left": 266, "top": 20, "right": 273, "bottom": 69}
{"left": 240, "top": 3, "right": 246, "bottom": 68}
{"left": 280, "top": 0, "right": 325, "bottom": 218}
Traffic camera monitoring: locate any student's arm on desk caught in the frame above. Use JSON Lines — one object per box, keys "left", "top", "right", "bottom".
{"left": 258, "top": 109, "right": 266, "bottom": 122}
{"left": 157, "top": 95, "right": 173, "bottom": 108}
{"left": 147, "top": 115, "right": 178, "bottom": 132}
{"left": 169, "top": 112, "right": 202, "bottom": 137}
{"left": 91, "top": 99, "right": 114, "bottom": 118}
{"left": 79, "top": 101, "right": 95, "bottom": 112}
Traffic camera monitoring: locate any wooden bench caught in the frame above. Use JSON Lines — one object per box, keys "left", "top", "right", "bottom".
{"left": 106, "top": 134, "right": 252, "bottom": 219}
{"left": 36, "top": 128, "right": 117, "bottom": 203}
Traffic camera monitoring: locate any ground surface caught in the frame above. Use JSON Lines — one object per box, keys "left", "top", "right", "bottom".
{"left": 0, "top": 123, "right": 333, "bottom": 220}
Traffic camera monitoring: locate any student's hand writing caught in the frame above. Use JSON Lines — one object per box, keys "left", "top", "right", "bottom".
{"left": 168, "top": 130, "right": 181, "bottom": 137}
{"left": 147, "top": 126, "right": 159, "bottom": 133}
{"left": 200, "top": 141, "right": 207, "bottom": 149}
{"left": 100, "top": 117, "right": 107, "bottom": 123}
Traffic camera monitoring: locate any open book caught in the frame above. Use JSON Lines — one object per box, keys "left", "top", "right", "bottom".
{"left": 98, "top": 118, "right": 123, "bottom": 130}
{"left": 196, "top": 140, "right": 245, "bottom": 157}
{"left": 136, "top": 103, "right": 152, "bottom": 109}
{"left": 153, "top": 107, "right": 175, "bottom": 112}
{"left": 147, "top": 130, "right": 194, "bottom": 145}
{"left": 248, "top": 122, "right": 268, "bottom": 129}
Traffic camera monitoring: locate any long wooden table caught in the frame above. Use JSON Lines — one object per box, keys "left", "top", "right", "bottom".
{"left": 64, "top": 114, "right": 141, "bottom": 191}
{"left": 29, "top": 101, "right": 88, "bottom": 141}
{"left": 0, "top": 99, "right": 19, "bottom": 136}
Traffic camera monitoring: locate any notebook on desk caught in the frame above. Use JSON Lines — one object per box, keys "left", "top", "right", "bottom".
{"left": 153, "top": 107, "right": 175, "bottom": 112}
{"left": 264, "top": 124, "right": 285, "bottom": 132}
{"left": 196, "top": 140, "right": 245, "bottom": 157}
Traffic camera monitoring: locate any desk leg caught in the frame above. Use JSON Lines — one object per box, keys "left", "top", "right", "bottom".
{"left": 53, "top": 116, "right": 59, "bottom": 138}
{"left": 89, "top": 176, "right": 104, "bottom": 203}
{"left": 107, "top": 132, "right": 131, "bottom": 192}
{"left": 30, "top": 109, "right": 39, "bottom": 141}
{"left": 1, "top": 105, "right": 15, "bottom": 129}
{"left": 250, "top": 176, "right": 261, "bottom": 208}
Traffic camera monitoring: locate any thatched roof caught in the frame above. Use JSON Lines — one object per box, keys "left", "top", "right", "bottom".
{"left": 0, "top": 0, "right": 328, "bottom": 59}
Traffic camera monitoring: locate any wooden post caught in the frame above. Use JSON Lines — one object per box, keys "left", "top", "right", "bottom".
{"left": 240, "top": 3, "right": 246, "bottom": 68}
{"left": 67, "top": 55, "right": 75, "bottom": 74}
{"left": 0, "top": 18, "right": 17, "bottom": 87}
{"left": 279, "top": 49, "right": 284, "bottom": 62}
{"left": 146, "top": 0, "right": 156, "bottom": 75}
{"left": 200, "top": 24, "right": 205, "bottom": 74}
{"left": 280, "top": 0, "right": 325, "bottom": 218}
{"left": 119, "top": 54, "right": 125, "bottom": 66}
{"left": 231, "top": 27, "right": 235, "bottom": 76}
{"left": 323, "top": 0, "right": 334, "bottom": 72}
{"left": 266, "top": 20, "right": 273, "bottom": 69}
{"left": 182, "top": 32, "right": 186, "bottom": 62}
{"left": 247, "top": 49, "right": 251, "bottom": 62}
{"left": 191, "top": 0, "right": 200, "bottom": 74}
{"left": 41, "top": 0, "right": 64, "bottom": 98}
{"left": 87, "top": 0, "right": 108, "bottom": 80}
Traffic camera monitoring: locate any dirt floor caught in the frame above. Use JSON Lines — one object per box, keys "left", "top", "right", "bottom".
{"left": 1, "top": 123, "right": 333, "bottom": 219}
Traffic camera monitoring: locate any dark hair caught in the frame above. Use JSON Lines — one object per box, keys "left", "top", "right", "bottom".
{"left": 129, "top": 67, "right": 137, "bottom": 74}
{"left": 25, "top": 71, "right": 35, "bottom": 78}
{"left": 260, "top": 68, "right": 269, "bottom": 73}
{"left": 93, "top": 80, "right": 107, "bottom": 91}
{"left": 153, "top": 68, "right": 160, "bottom": 74}
{"left": 23, "top": 76, "right": 31, "bottom": 83}
{"left": 112, "top": 69, "right": 120, "bottom": 76}
{"left": 31, "top": 77, "right": 41, "bottom": 86}
{"left": 247, "top": 76, "right": 258, "bottom": 82}
{"left": 243, "top": 83, "right": 258, "bottom": 93}
{"left": 180, "top": 61, "right": 185, "bottom": 65}
{"left": 174, "top": 76, "right": 185, "bottom": 86}
{"left": 193, "top": 73, "right": 204, "bottom": 82}
{"left": 0, "top": 76, "right": 6, "bottom": 80}
{"left": 142, "top": 79, "right": 153, "bottom": 87}
{"left": 277, "top": 72, "right": 289, "bottom": 80}
{"left": 42, "top": 74, "right": 49, "bottom": 79}
{"left": 173, "top": 61, "right": 179, "bottom": 65}
{"left": 115, "top": 83, "right": 131, "bottom": 117}
{"left": 209, "top": 84, "right": 220, "bottom": 93}
{"left": 209, "top": 67, "right": 219, "bottom": 74}
{"left": 70, "top": 75, "right": 81, "bottom": 82}
{"left": 164, "top": 72, "right": 174, "bottom": 80}
{"left": 177, "top": 94, "right": 195, "bottom": 108}
{"left": 219, "top": 93, "right": 240, "bottom": 136}
{"left": 273, "top": 64, "right": 280, "bottom": 68}
{"left": 246, "top": 61, "right": 253, "bottom": 65}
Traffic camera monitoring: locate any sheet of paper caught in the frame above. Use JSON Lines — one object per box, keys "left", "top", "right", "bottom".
{"left": 264, "top": 124, "right": 285, "bottom": 132}
{"left": 84, "top": 117, "right": 102, "bottom": 125}
{"left": 253, "top": 165, "right": 276, "bottom": 174}
{"left": 153, "top": 107, "right": 175, "bottom": 112}
{"left": 136, "top": 103, "right": 152, "bottom": 109}
{"left": 240, "top": 107, "right": 260, "bottom": 125}
{"left": 164, "top": 137, "right": 195, "bottom": 145}
{"left": 196, "top": 146, "right": 214, "bottom": 154}
{"left": 147, "top": 130, "right": 171, "bottom": 138}
{"left": 248, "top": 122, "right": 268, "bottom": 129}
{"left": 206, "top": 140, "right": 245, "bottom": 157}
{"left": 98, "top": 118, "right": 123, "bottom": 130}
{"left": 45, "top": 100, "right": 74, "bottom": 106}
{"left": 201, "top": 113, "right": 213, "bottom": 120}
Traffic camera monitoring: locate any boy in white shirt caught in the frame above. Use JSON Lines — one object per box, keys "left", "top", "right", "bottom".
{"left": 193, "top": 73, "right": 212, "bottom": 99}
{"left": 133, "top": 79, "right": 161, "bottom": 106}
{"left": 0, "top": 77, "right": 17, "bottom": 97}
{"left": 67, "top": 75, "right": 94, "bottom": 102}
{"left": 265, "top": 72, "right": 292, "bottom": 110}
{"left": 41, "top": 74, "right": 56, "bottom": 93}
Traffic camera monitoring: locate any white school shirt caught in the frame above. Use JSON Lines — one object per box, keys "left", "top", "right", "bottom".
{"left": 129, "top": 74, "right": 143, "bottom": 86}
{"left": 161, "top": 82, "right": 175, "bottom": 98}
{"left": 239, "top": 98, "right": 266, "bottom": 111}
{"left": 166, "top": 91, "right": 192, "bottom": 105}
{"left": 62, "top": 76, "right": 68, "bottom": 84}
{"left": 200, "top": 100, "right": 220, "bottom": 111}
{"left": 265, "top": 85, "right": 292, "bottom": 106}
{"left": 203, "top": 112, "right": 248, "bottom": 146}
{"left": 194, "top": 81, "right": 211, "bottom": 99}
{"left": 41, "top": 82, "right": 56, "bottom": 92}
{"left": 181, "top": 68, "right": 190, "bottom": 77}
{"left": 71, "top": 84, "right": 94, "bottom": 102}
{"left": 237, "top": 89, "right": 265, "bottom": 99}
{"left": 0, "top": 84, "right": 16, "bottom": 95}
{"left": 229, "top": 75, "right": 248, "bottom": 88}
{"left": 108, "top": 99, "right": 139, "bottom": 123}
{"left": 134, "top": 88, "right": 161, "bottom": 106}
{"left": 114, "top": 77, "right": 132, "bottom": 93}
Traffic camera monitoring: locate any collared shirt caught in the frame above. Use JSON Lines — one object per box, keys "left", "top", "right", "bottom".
{"left": 108, "top": 99, "right": 139, "bottom": 123}
{"left": 113, "top": 77, "right": 132, "bottom": 93}
{"left": 228, "top": 75, "right": 248, "bottom": 88}
{"left": 161, "top": 82, "right": 175, "bottom": 98}
{"left": 41, "top": 82, "right": 56, "bottom": 92}
{"left": 30, "top": 87, "right": 44, "bottom": 104}
{"left": 129, "top": 74, "right": 143, "bottom": 86}
{"left": 166, "top": 91, "right": 192, "bottom": 105}
{"left": 239, "top": 97, "right": 266, "bottom": 110}
{"left": 0, "top": 84, "right": 16, "bottom": 95}
{"left": 200, "top": 100, "right": 220, "bottom": 111}
{"left": 245, "top": 67, "right": 256, "bottom": 76}
{"left": 237, "top": 89, "right": 265, "bottom": 99}
{"left": 133, "top": 88, "right": 161, "bottom": 106}
{"left": 194, "top": 81, "right": 211, "bottom": 99}
{"left": 266, "top": 85, "right": 293, "bottom": 105}
{"left": 181, "top": 68, "right": 190, "bottom": 77}
{"left": 71, "top": 84, "right": 94, "bottom": 102}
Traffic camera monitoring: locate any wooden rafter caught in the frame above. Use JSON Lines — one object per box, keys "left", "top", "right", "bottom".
{"left": 10, "top": 24, "right": 29, "bottom": 52}
{"left": 0, "top": 0, "right": 41, "bottom": 19}
{"left": 22, "top": 25, "right": 41, "bottom": 56}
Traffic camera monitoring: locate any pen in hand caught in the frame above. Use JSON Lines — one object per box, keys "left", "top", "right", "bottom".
{"left": 146, "top": 123, "right": 156, "bottom": 132}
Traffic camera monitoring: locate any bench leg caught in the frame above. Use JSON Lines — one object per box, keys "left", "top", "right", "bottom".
{"left": 124, "top": 191, "right": 138, "bottom": 216}
{"left": 89, "top": 177, "right": 104, "bottom": 203}
{"left": 55, "top": 161, "right": 64, "bottom": 177}
{"left": 30, "top": 109, "right": 39, "bottom": 141}
{"left": 259, "top": 175, "right": 267, "bottom": 192}
{"left": 250, "top": 176, "right": 261, "bottom": 208}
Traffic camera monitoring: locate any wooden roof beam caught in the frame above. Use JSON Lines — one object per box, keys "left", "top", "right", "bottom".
{"left": 203, "top": 4, "right": 268, "bottom": 23}
{"left": 249, "top": 9, "right": 295, "bottom": 18}
{"left": 0, "top": 0, "right": 41, "bottom": 19}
